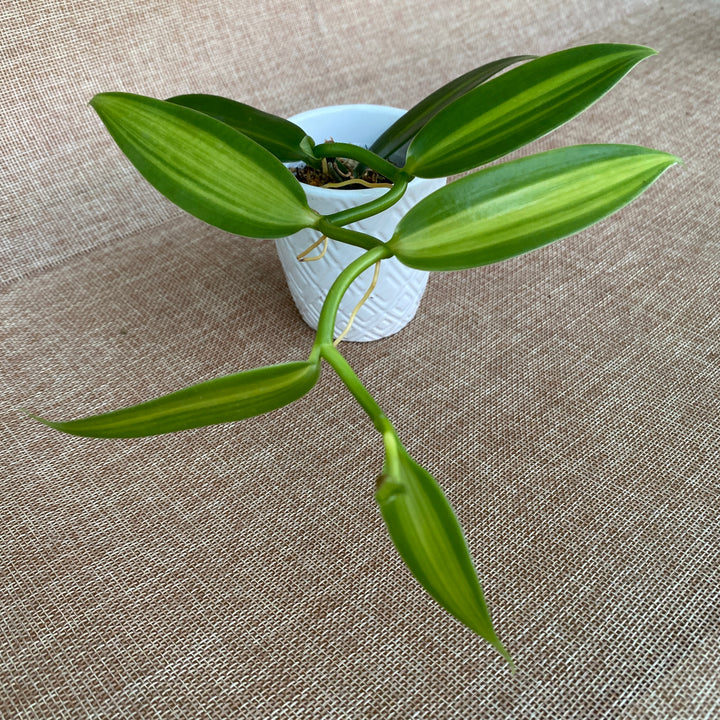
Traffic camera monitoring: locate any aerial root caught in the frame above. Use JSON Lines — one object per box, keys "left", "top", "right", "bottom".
{"left": 333, "top": 260, "right": 381, "bottom": 346}
{"left": 322, "top": 178, "right": 392, "bottom": 189}
{"left": 296, "top": 234, "right": 328, "bottom": 262}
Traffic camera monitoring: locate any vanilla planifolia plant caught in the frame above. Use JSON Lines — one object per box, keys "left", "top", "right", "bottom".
{"left": 32, "top": 44, "right": 680, "bottom": 667}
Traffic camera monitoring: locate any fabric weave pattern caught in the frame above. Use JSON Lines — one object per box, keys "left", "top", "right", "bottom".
{"left": 2, "top": 1, "right": 718, "bottom": 718}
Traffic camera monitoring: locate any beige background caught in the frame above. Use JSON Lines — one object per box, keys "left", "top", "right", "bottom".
{"left": 2, "top": 1, "right": 719, "bottom": 717}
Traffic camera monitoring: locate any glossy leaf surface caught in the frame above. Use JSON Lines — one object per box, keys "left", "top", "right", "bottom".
{"left": 91, "top": 93, "right": 318, "bottom": 238}
{"left": 33, "top": 361, "right": 320, "bottom": 438}
{"left": 167, "top": 94, "right": 317, "bottom": 164}
{"left": 390, "top": 144, "right": 679, "bottom": 271}
{"left": 404, "top": 44, "right": 657, "bottom": 178}
{"left": 369, "top": 55, "right": 534, "bottom": 168}
{"left": 376, "top": 435, "right": 511, "bottom": 663}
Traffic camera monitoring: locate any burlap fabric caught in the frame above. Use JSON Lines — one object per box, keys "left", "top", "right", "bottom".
{"left": 2, "top": 1, "right": 718, "bottom": 717}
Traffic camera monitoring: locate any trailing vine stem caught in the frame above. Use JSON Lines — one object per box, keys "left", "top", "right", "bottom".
{"left": 315, "top": 219, "right": 384, "bottom": 251}
{"left": 311, "top": 243, "right": 393, "bottom": 349}
{"left": 304, "top": 135, "right": 409, "bottom": 433}
{"left": 312, "top": 141, "right": 406, "bottom": 184}
{"left": 325, "top": 174, "right": 410, "bottom": 228}
{"left": 315, "top": 171, "right": 409, "bottom": 251}
{"left": 320, "top": 343, "right": 394, "bottom": 436}
{"left": 300, "top": 138, "right": 408, "bottom": 438}
{"left": 306, "top": 240, "right": 395, "bottom": 435}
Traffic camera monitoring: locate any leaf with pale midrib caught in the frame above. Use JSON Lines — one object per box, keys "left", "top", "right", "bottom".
{"left": 390, "top": 144, "right": 680, "bottom": 271}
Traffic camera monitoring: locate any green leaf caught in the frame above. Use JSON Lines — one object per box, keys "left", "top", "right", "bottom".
{"left": 369, "top": 55, "right": 535, "bottom": 167}
{"left": 377, "top": 433, "right": 512, "bottom": 664}
{"left": 167, "top": 94, "right": 317, "bottom": 164}
{"left": 404, "top": 44, "right": 657, "bottom": 178}
{"left": 30, "top": 360, "right": 320, "bottom": 438}
{"left": 389, "top": 144, "right": 680, "bottom": 271}
{"left": 91, "top": 92, "right": 319, "bottom": 238}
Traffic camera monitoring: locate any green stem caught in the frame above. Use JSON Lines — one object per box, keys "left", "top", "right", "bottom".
{"left": 306, "top": 241, "right": 395, "bottom": 437}
{"left": 317, "top": 219, "right": 386, "bottom": 251}
{"left": 325, "top": 174, "right": 409, "bottom": 228}
{"left": 313, "top": 142, "right": 404, "bottom": 184}
{"left": 313, "top": 244, "right": 392, "bottom": 346}
{"left": 320, "top": 344, "right": 393, "bottom": 435}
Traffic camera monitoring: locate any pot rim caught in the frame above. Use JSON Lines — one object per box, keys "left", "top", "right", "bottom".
{"left": 289, "top": 103, "right": 406, "bottom": 124}
{"left": 288, "top": 104, "right": 434, "bottom": 201}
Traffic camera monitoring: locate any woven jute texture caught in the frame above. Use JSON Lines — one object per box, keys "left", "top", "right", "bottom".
{"left": 2, "top": 1, "right": 719, "bottom": 718}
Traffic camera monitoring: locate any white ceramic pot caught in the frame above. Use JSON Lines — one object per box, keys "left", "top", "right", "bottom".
{"left": 275, "top": 104, "right": 446, "bottom": 342}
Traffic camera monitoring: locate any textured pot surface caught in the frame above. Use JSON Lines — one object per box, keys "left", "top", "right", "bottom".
{"left": 275, "top": 105, "right": 446, "bottom": 342}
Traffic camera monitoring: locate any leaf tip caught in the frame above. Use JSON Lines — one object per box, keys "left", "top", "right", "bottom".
{"left": 20, "top": 407, "right": 41, "bottom": 422}
{"left": 89, "top": 92, "right": 121, "bottom": 119}
{"left": 21, "top": 408, "right": 62, "bottom": 432}
{"left": 491, "top": 638, "right": 515, "bottom": 670}
{"left": 620, "top": 43, "right": 657, "bottom": 60}
{"left": 655, "top": 150, "right": 683, "bottom": 170}
{"left": 89, "top": 92, "right": 110, "bottom": 110}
